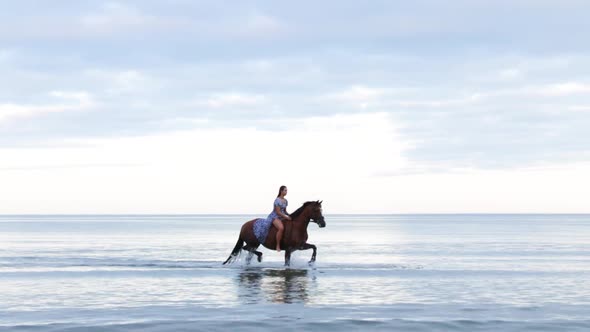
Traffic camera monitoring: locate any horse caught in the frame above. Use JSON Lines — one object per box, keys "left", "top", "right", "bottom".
{"left": 223, "top": 200, "right": 326, "bottom": 266}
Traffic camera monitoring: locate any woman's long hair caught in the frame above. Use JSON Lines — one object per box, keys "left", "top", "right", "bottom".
{"left": 277, "top": 185, "right": 287, "bottom": 197}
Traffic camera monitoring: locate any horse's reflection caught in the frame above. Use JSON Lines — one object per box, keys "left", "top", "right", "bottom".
{"left": 237, "top": 268, "right": 313, "bottom": 304}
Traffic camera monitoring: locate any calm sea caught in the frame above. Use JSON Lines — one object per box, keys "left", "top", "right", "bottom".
{"left": 1, "top": 214, "right": 590, "bottom": 331}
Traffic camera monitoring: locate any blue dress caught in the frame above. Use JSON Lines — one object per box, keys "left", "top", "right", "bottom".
{"left": 253, "top": 198, "right": 288, "bottom": 243}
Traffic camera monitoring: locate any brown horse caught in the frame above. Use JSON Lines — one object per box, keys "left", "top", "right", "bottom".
{"left": 223, "top": 200, "right": 326, "bottom": 266}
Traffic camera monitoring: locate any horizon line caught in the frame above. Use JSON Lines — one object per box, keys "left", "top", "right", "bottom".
{"left": 1, "top": 213, "right": 589, "bottom": 216}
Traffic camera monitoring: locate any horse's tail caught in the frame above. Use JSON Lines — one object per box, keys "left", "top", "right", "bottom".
{"left": 222, "top": 236, "right": 243, "bottom": 265}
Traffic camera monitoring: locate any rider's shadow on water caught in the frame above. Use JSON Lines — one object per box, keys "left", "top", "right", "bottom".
{"left": 236, "top": 268, "right": 315, "bottom": 304}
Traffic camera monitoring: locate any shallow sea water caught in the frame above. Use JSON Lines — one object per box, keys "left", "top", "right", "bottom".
{"left": 1, "top": 214, "right": 589, "bottom": 331}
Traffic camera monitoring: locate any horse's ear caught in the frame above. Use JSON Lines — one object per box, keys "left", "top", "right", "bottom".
{"left": 319, "top": 200, "right": 323, "bottom": 205}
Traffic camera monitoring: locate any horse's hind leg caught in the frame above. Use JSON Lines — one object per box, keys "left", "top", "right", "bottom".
{"left": 245, "top": 251, "right": 254, "bottom": 265}
{"left": 254, "top": 250, "right": 262, "bottom": 263}
{"left": 243, "top": 245, "right": 263, "bottom": 264}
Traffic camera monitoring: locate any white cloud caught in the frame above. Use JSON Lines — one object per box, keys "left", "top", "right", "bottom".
{"left": 387, "top": 97, "right": 480, "bottom": 108}
{"left": 0, "top": 112, "right": 409, "bottom": 213}
{"left": 242, "top": 12, "right": 285, "bottom": 36}
{"left": 364, "top": 162, "right": 590, "bottom": 214}
{"left": 110, "top": 70, "right": 149, "bottom": 92}
{"left": 83, "top": 69, "right": 154, "bottom": 94}
{"left": 0, "top": 91, "right": 94, "bottom": 123}
{"left": 185, "top": 11, "right": 287, "bottom": 40}
{"left": 80, "top": 2, "right": 147, "bottom": 29}
{"left": 536, "top": 82, "right": 590, "bottom": 97}
{"left": 324, "top": 85, "right": 391, "bottom": 103}
{"left": 3, "top": 123, "right": 588, "bottom": 213}
{"left": 77, "top": 2, "right": 186, "bottom": 35}
{"left": 195, "top": 93, "right": 267, "bottom": 109}
{"left": 498, "top": 68, "right": 522, "bottom": 80}
{"left": 0, "top": 49, "right": 14, "bottom": 62}
{"left": 568, "top": 105, "right": 590, "bottom": 112}
{"left": 321, "top": 85, "right": 401, "bottom": 110}
{"left": 417, "top": 81, "right": 590, "bottom": 102}
{"left": 322, "top": 85, "right": 480, "bottom": 110}
{"left": 0, "top": 3, "right": 191, "bottom": 40}
{"left": 466, "top": 81, "right": 590, "bottom": 100}
{"left": 49, "top": 91, "right": 94, "bottom": 106}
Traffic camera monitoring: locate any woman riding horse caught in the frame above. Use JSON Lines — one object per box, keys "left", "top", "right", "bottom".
{"left": 223, "top": 200, "right": 326, "bottom": 266}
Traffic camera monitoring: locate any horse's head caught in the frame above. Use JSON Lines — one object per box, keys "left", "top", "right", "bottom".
{"left": 308, "top": 200, "right": 326, "bottom": 228}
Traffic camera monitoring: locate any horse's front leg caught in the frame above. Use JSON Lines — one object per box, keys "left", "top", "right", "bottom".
{"left": 299, "top": 243, "right": 317, "bottom": 265}
{"left": 284, "top": 248, "right": 293, "bottom": 267}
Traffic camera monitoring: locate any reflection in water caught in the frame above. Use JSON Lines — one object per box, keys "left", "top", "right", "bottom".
{"left": 237, "top": 268, "right": 314, "bottom": 304}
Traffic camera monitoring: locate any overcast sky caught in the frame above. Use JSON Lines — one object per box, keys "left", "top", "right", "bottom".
{"left": 1, "top": 1, "right": 589, "bottom": 213}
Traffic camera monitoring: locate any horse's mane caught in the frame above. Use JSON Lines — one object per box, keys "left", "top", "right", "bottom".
{"left": 290, "top": 201, "right": 318, "bottom": 220}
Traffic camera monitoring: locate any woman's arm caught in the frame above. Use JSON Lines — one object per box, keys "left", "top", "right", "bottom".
{"left": 274, "top": 205, "right": 291, "bottom": 220}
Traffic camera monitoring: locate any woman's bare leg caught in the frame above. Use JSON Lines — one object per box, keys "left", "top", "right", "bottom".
{"left": 273, "top": 218, "right": 284, "bottom": 251}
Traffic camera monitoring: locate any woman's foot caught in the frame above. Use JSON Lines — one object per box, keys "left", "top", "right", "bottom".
{"left": 276, "top": 247, "right": 281, "bottom": 252}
